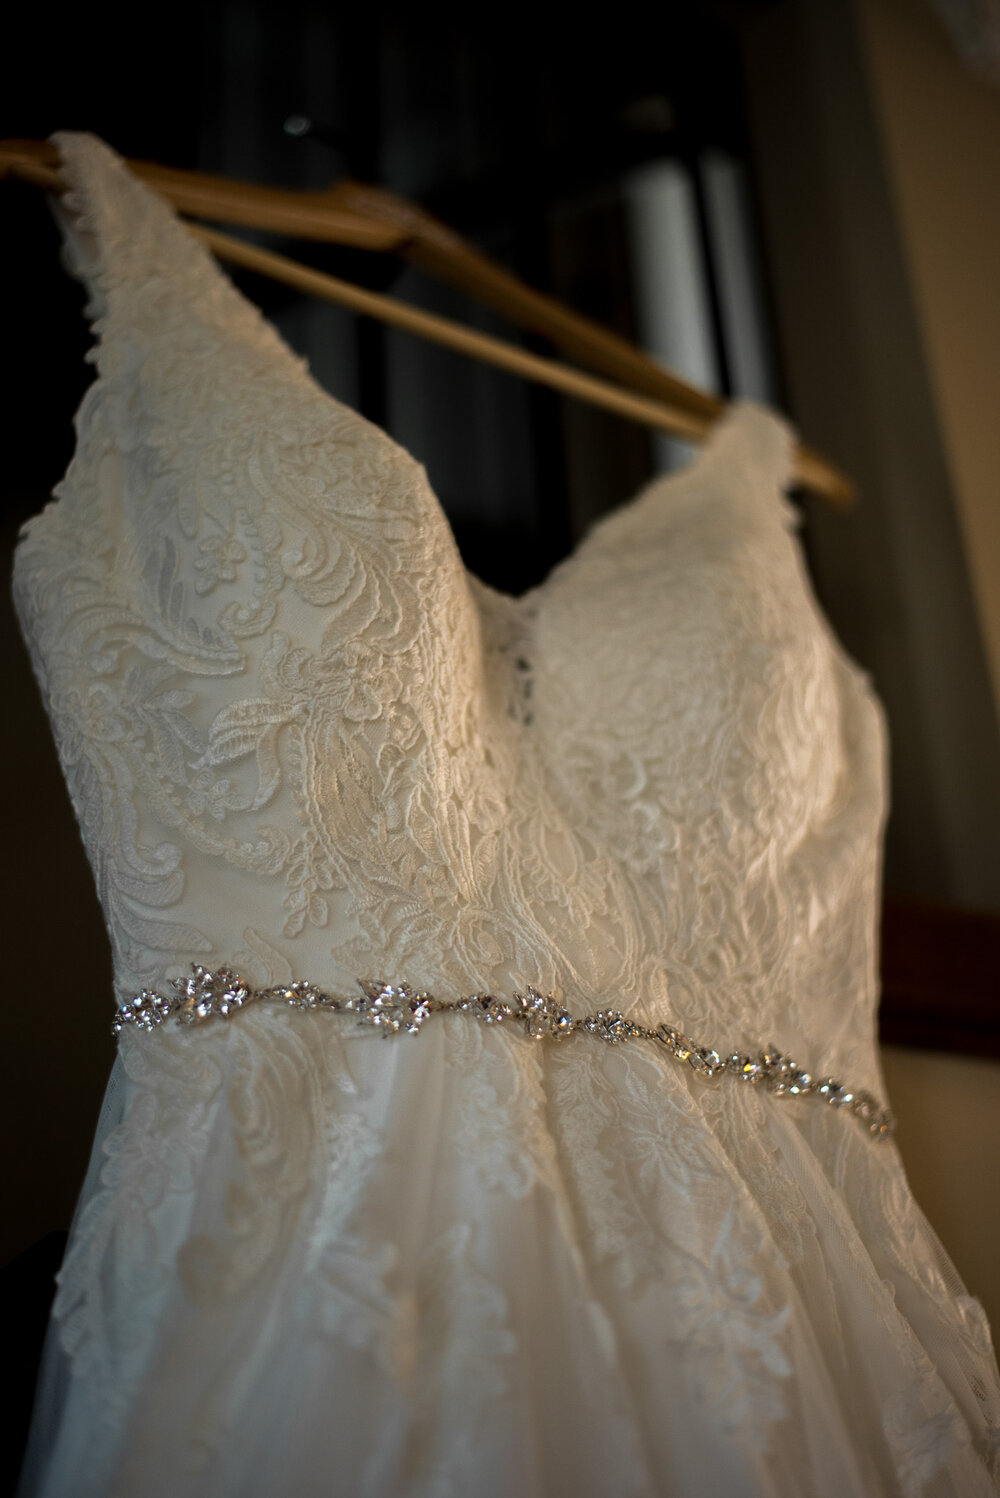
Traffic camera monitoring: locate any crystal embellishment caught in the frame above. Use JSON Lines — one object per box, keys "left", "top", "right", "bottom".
{"left": 349, "top": 980, "right": 436, "bottom": 1034}
{"left": 111, "top": 965, "right": 895, "bottom": 1141}
{"left": 582, "top": 1010, "right": 639, "bottom": 1045}
{"left": 514, "top": 987, "right": 577, "bottom": 1039}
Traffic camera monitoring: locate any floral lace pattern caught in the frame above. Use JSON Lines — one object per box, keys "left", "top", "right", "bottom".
{"left": 11, "top": 133, "right": 1000, "bottom": 1497}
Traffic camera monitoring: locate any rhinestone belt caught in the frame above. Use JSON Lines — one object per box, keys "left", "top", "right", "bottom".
{"left": 113, "top": 965, "right": 893, "bottom": 1141}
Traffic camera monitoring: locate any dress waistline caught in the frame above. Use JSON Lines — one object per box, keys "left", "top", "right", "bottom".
{"left": 112, "top": 964, "right": 894, "bottom": 1142}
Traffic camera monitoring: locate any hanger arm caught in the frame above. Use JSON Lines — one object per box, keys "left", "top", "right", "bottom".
{"left": 189, "top": 223, "right": 845, "bottom": 502}
{"left": 0, "top": 138, "right": 855, "bottom": 507}
{"left": 329, "top": 178, "right": 722, "bottom": 413}
{"left": 331, "top": 181, "right": 853, "bottom": 506}
{"left": 189, "top": 222, "right": 712, "bottom": 441}
{"left": 0, "top": 139, "right": 405, "bottom": 250}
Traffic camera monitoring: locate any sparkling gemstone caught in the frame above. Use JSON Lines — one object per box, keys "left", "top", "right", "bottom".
{"left": 514, "top": 988, "right": 575, "bottom": 1039}
{"left": 688, "top": 1046, "right": 724, "bottom": 1077}
{"left": 407, "top": 996, "right": 436, "bottom": 1029}
{"left": 353, "top": 980, "right": 408, "bottom": 1032}
{"left": 353, "top": 981, "right": 437, "bottom": 1035}
{"left": 583, "top": 1010, "right": 634, "bottom": 1044}
{"left": 285, "top": 980, "right": 322, "bottom": 1009}
{"left": 172, "top": 964, "right": 246, "bottom": 1024}
{"left": 115, "top": 989, "right": 171, "bottom": 1031}
{"left": 214, "top": 970, "right": 250, "bottom": 1016}
{"left": 299, "top": 986, "right": 338, "bottom": 1010}
{"left": 464, "top": 994, "right": 512, "bottom": 1024}
{"left": 727, "top": 1053, "right": 762, "bottom": 1083}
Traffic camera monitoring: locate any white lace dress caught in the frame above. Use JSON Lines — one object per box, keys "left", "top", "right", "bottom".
{"left": 12, "top": 132, "right": 1000, "bottom": 1498}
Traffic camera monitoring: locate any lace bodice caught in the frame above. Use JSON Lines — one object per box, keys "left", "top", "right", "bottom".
{"left": 14, "top": 133, "right": 885, "bottom": 1085}
{"left": 12, "top": 134, "right": 1000, "bottom": 1498}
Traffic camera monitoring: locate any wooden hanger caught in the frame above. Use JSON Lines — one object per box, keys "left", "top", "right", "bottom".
{"left": 0, "top": 137, "right": 855, "bottom": 507}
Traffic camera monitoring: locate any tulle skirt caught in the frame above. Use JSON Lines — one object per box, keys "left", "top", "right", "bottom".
{"left": 17, "top": 1003, "right": 1000, "bottom": 1498}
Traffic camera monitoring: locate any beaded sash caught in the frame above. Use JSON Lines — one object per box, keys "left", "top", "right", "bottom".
{"left": 113, "top": 964, "right": 894, "bottom": 1141}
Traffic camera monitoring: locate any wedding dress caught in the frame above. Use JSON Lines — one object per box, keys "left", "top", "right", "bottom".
{"left": 12, "top": 131, "right": 1000, "bottom": 1497}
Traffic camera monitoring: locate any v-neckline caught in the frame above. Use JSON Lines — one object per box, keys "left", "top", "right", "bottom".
{"left": 32, "top": 131, "right": 793, "bottom": 610}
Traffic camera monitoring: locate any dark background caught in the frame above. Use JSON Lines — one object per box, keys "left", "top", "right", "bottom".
{"left": 2, "top": 0, "right": 769, "bottom": 588}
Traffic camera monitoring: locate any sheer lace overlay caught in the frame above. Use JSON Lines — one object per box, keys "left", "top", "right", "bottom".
{"left": 12, "top": 133, "right": 1000, "bottom": 1497}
